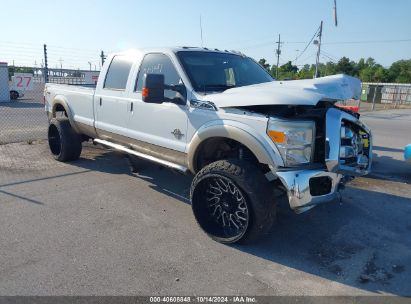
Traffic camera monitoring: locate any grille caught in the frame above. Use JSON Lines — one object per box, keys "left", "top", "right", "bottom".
{"left": 339, "top": 120, "right": 371, "bottom": 169}
{"left": 325, "top": 108, "right": 372, "bottom": 176}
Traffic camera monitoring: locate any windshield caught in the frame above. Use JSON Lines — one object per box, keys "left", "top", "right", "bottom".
{"left": 177, "top": 51, "right": 274, "bottom": 93}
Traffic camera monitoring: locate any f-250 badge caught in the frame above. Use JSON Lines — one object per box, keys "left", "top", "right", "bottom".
{"left": 171, "top": 129, "right": 184, "bottom": 139}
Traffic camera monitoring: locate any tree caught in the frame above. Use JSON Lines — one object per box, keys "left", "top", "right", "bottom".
{"left": 336, "top": 57, "right": 355, "bottom": 75}
{"left": 388, "top": 60, "right": 411, "bottom": 83}
{"left": 373, "top": 66, "right": 389, "bottom": 82}
{"left": 258, "top": 58, "right": 270, "bottom": 72}
{"left": 359, "top": 66, "right": 374, "bottom": 82}
{"left": 254, "top": 56, "right": 410, "bottom": 83}
{"left": 298, "top": 64, "right": 313, "bottom": 79}
{"left": 276, "top": 61, "right": 298, "bottom": 79}
{"left": 324, "top": 62, "right": 337, "bottom": 76}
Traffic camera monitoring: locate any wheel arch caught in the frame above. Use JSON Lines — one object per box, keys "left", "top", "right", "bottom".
{"left": 50, "top": 96, "right": 81, "bottom": 134}
{"left": 187, "top": 121, "right": 284, "bottom": 173}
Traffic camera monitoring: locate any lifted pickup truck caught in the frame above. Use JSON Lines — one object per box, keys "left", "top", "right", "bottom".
{"left": 44, "top": 47, "right": 372, "bottom": 244}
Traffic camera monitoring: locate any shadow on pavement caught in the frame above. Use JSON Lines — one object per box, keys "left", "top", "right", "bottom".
{"left": 373, "top": 145, "right": 404, "bottom": 153}
{"left": 233, "top": 186, "right": 411, "bottom": 296}
{"left": 367, "top": 153, "right": 411, "bottom": 184}
{"left": 0, "top": 100, "right": 44, "bottom": 109}
{"left": 69, "top": 145, "right": 411, "bottom": 296}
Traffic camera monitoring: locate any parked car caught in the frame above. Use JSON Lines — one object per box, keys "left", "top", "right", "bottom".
{"left": 44, "top": 47, "right": 372, "bottom": 244}
{"left": 10, "top": 89, "right": 24, "bottom": 100}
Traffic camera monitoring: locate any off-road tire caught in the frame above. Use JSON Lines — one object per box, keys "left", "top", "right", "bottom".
{"left": 48, "top": 118, "right": 82, "bottom": 162}
{"left": 190, "top": 159, "right": 276, "bottom": 244}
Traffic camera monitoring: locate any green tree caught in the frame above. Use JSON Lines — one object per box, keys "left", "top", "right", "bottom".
{"left": 388, "top": 59, "right": 411, "bottom": 83}
{"left": 336, "top": 57, "right": 355, "bottom": 75}
{"left": 297, "top": 64, "right": 313, "bottom": 79}
{"left": 277, "top": 61, "right": 298, "bottom": 79}
{"left": 324, "top": 62, "right": 337, "bottom": 76}
{"left": 258, "top": 58, "right": 270, "bottom": 72}
{"left": 373, "top": 66, "right": 389, "bottom": 82}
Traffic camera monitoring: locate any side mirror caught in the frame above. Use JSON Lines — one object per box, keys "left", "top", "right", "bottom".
{"left": 142, "top": 74, "right": 165, "bottom": 103}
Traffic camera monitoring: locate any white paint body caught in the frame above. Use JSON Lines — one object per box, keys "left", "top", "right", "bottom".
{"left": 44, "top": 47, "right": 361, "bottom": 165}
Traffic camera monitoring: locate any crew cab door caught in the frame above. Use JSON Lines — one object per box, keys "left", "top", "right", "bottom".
{"left": 94, "top": 55, "right": 134, "bottom": 139}
{"left": 127, "top": 53, "right": 188, "bottom": 152}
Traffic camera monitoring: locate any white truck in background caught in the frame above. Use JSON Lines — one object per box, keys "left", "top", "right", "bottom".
{"left": 44, "top": 47, "right": 372, "bottom": 244}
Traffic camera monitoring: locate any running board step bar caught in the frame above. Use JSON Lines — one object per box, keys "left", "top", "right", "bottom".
{"left": 93, "top": 138, "right": 188, "bottom": 173}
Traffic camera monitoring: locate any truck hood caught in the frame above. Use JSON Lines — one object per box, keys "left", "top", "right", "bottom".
{"left": 201, "top": 74, "right": 361, "bottom": 108}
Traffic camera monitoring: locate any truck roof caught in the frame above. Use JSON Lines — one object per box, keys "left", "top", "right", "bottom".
{"left": 114, "top": 47, "right": 245, "bottom": 57}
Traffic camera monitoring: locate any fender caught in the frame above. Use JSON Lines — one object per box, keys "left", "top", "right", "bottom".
{"left": 187, "top": 120, "right": 284, "bottom": 173}
{"left": 50, "top": 95, "right": 81, "bottom": 134}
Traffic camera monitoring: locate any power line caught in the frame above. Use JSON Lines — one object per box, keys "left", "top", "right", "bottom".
{"left": 237, "top": 38, "right": 411, "bottom": 50}
{"left": 321, "top": 49, "right": 338, "bottom": 62}
{"left": 299, "top": 52, "right": 318, "bottom": 64}
{"left": 321, "top": 53, "right": 336, "bottom": 62}
{"left": 294, "top": 26, "right": 321, "bottom": 63}
{"left": 323, "top": 39, "right": 411, "bottom": 45}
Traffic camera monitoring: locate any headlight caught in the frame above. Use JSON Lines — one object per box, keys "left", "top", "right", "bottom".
{"left": 267, "top": 119, "right": 315, "bottom": 166}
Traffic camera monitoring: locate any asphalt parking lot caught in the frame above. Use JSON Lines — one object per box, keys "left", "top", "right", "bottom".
{"left": 0, "top": 104, "right": 410, "bottom": 296}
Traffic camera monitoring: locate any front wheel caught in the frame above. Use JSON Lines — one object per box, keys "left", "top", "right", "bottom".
{"left": 190, "top": 159, "right": 276, "bottom": 244}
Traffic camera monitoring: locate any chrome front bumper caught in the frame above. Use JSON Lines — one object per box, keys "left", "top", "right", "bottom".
{"left": 272, "top": 107, "right": 372, "bottom": 213}
{"left": 276, "top": 169, "right": 343, "bottom": 213}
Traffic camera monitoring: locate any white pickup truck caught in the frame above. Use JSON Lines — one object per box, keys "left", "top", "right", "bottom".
{"left": 44, "top": 47, "right": 372, "bottom": 244}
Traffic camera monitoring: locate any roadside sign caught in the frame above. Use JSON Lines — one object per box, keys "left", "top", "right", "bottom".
{"left": 84, "top": 71, "right": 100, "bottom": 85}
{"left": 12, "top": 73, "right": 34, "bottom": 91}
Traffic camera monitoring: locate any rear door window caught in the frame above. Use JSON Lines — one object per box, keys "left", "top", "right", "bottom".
{"left": 104, "top": 56, "right": 133, "bottom": 90}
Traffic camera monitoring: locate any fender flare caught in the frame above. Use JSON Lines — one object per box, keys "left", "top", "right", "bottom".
{"left": 187, "top": 120, "right": 284, "bottom": 173}
{"left": 50, "top": 96, "right": 81, "bottom": 134}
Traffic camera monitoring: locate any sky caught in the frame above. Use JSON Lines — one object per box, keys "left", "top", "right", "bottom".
{"left": 1, "top": 0, "right": 410, "bottom": 70}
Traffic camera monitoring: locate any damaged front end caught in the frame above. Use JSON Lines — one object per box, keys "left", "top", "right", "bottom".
{"left": 244, "top": 102, "right": 372, "bottom": 213}
{"left": 281, "top": 104, "right": 371, "bottom": 212}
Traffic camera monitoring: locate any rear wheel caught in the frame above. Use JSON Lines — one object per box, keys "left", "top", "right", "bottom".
{"left": 48, "top": 118, "right": 82, "bottom": 161}
{"left": 191, "top": 159, "right": 276, "bottom": 244}
{"left": 10, "top": 91, "right": 18, "bottom": 100}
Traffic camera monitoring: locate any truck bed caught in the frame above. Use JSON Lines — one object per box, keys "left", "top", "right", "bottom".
{"left": 44, "top": 83, "right": 96, "bottom": 129}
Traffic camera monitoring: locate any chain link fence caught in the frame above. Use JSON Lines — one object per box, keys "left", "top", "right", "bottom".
{"left": 359, "top": 82, "right": 411, "bottom": 111}
{"left": 0, "top": 43, "right": 104, "bottom": 186}
{"left": 1, "top": 68, "right": 100, "bottom": 144}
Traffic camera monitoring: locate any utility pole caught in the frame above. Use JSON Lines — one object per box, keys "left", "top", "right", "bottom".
{"left": 43, "top": 44, "right": 49, "bottom": 83}
{"left": 314, "top": 21, "right": 323, "bottom": 78}
{"left": 333, "top": 0, "right": 338, "bottom": 27}
{"left": 275, "top": 34, "right": 282, "bottom": 79}
{"left": 100, "top": 51, "right": 106, "bottom": 67}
